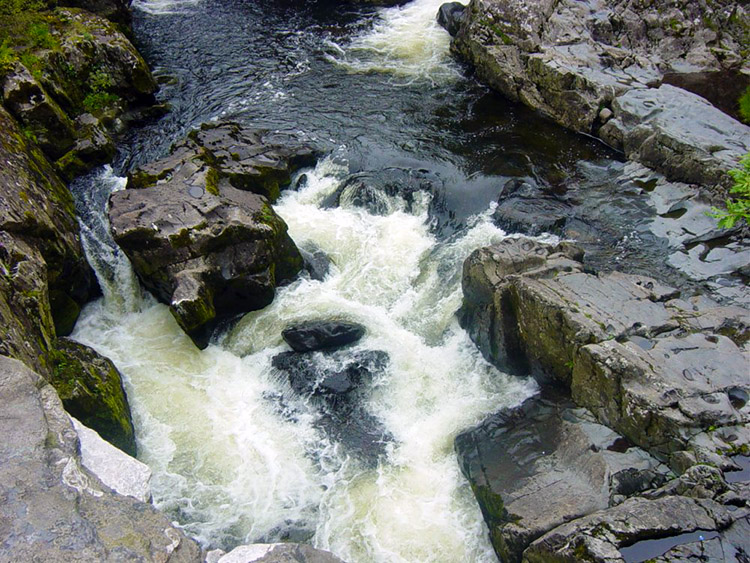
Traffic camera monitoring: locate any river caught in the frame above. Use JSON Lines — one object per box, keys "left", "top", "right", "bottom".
{"left": 69, "top": 0, "right": 625, "bottom": 560}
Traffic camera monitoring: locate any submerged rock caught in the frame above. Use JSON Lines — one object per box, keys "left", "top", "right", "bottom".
{"left": 282, "top": 320, "right": 366, "bottom": 352}
{"left": 212, "top": 543, "right": 345, "bottom": 563}
{"left": 110, "top": 162, "right": 303, "bottom": 348}
{"left": 0, "top": 355, "right": 202, "bottom": 562}
{"left": 272, "top": 349, "right": 391, "bottom": 464}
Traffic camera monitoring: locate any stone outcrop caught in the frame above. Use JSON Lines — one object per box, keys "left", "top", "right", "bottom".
{"left": 1, "top": 7, "right": 157, "bottom": 179}
{"left": 450, "top": 0, "right": 750, "bottom": 194}
{"left": 0, "top": 355, "right": 202, "bottom": 562}
{"left": 459, "top": 236, "right": 750, "bottom": 561}
{"left": 110, "top": 123, "right": 314, "bottom": 348}
{"left": 281, "top": 320, "right": 366, "bottom": 352}
{"left": 461, "top": 237, "right": 749, "bottom": 470}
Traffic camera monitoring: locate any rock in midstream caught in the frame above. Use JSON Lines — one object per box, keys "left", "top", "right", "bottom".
{"left": 282, "top": 320, "right": 366, "bottom": 352}
{"left": 109, "top": 123, "right": 318, "bottom": 348}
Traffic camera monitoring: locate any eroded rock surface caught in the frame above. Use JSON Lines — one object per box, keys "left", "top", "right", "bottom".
{"left": 451, "top": 0, "right": 750, "bottom": 193}
{"left": 461, "top": 237, "right": 750, "bottom": 470}
{"left": 110, "top": 123, "right": 313, "bottom": 348}
{"left": 0, "top": 355, "right": 201, "bottom": 562}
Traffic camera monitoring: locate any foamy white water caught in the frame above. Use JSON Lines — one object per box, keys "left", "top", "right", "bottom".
{"left": 72, "top": 157, "right": 538, "bottom": 561}
{"left": 132, "top": 0, "right": 202, "bottom": 15}
{"left": 328, "top": 0, "right": 460, "bottom": 83}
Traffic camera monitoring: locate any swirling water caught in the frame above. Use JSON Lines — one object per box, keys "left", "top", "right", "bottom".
{"left": 69, "top": 0, "right": 626, "bottom": 560}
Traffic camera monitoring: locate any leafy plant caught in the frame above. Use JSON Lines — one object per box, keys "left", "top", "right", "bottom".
{"left": 710, "top": 153, "right": 750, "bottom": 229}
{"left": 0, "top": 39, "right": 17, "bottom": 74}
{"left": 28, "top": 22, "right": 57, "bottom": 49}
{"left": 82, "top": 68, "right": 119, "bottom": 112}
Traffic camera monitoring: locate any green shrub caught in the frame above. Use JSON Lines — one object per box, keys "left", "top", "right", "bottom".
{"left": 0, "top": 40, "right": 17, "bottom": 74}
{"left": 28, "top": 22, "right": 57, "bottom": 49}
{"left": 710, "top": 153, "right": 750, "bottom": 229}
{"left": 82, "top": 68, "right": 120, "bottom": 112}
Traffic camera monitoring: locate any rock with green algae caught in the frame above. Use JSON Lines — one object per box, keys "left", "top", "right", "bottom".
{"left": 1, "top": 7, "right": 156, "bottom": 176}
{"left": 0, "top": 355, "right": 202, "bottom": 562}
{"left": 110, "top": 125, "right": 313, "bottom": 348}
{"left": 48, "top": 338, "right": 136, "bottom": 457}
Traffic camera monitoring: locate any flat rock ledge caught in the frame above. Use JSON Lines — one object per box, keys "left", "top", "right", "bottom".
{"left": 450, "top": 0, "right": 750, "bottom": 197}
{"left": 109, "top": 123, "right": 319, "bottom": 348}
{"left": 459, "top": 237, "right": 750, "bottom": 561}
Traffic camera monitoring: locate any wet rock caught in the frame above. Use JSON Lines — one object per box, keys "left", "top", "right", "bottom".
{"left": 215, "top": 543, "right": 345, "bottom": 563}
{"left": 272, "top": 349, "right": 387, "bottom": 403}
{"left": 71, "top": 417, "right": 151, "bottom": 503}
{"left": 109, "top": 149, "right": 303, "bottom": 348}
{"left": 300, "top": 244, "right": 332, "bottom": 281}
{"left": 0, "top": 106, "right": 96, "bottom": 376}
{"left": 455, "top": 391, "right": 670, "bottom": 562}
{"left": 0, "top": 355, "right": 202, "bottom": 562}
{"left": 599, "top": 85, "right": 750, "bottom": 193}
{"left": 60, "top": 0, "right": 132, "bottom": 27}
{"left": 322, "top": 167, "right": 444, "bottom": 220}
{"left": 48, "top": 338, "right": 136, "bottom": 456}
{"left": 437, "top": 2, "right": 466, "bottom": 37}
{"left": 461, "top": 237, "right": 750, "bottom": 469}
{"left": 451, "top": 0, "right": 749, "bottom": 194}
{"left": 522, "top": 494, "right": 748, "bottom": 563}
{"left": 282, "top": 320, "right": 366, "bottom": 352}
{"left": 127, "top": 122, "right": 319, "bottom": 201}
{"left": 272, "top": 349, "right": 391, "bottom": 464}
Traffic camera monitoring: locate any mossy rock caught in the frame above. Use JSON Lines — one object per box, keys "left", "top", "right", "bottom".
{"left": 48, "top": 338, "right": 136, "bottom": 456}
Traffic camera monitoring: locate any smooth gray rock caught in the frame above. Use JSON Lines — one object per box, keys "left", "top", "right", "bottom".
{"left": 0, "top": 355, "right": 201, "bottom": 562}
{"left": 281, "top": 320, "right": 366, "bottom": 352}
{"left": 437, "top": 2, "right": 466, "bottom": 37}
{"left": 71, "top": 417, "right": 151, "bottom": 503}
{"left": 455, "top": 392, "right": 670, "bottom": 561}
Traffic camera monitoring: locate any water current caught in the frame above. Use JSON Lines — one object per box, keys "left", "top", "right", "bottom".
{"left": 68, "top": 0, "right": 638, "bottom": 560}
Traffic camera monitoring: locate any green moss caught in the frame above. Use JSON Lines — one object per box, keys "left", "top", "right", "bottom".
{"left": 205, "top": 166, "right": 220, "bottom": 195}
{"left": 739, "top": 86, "right": 750, "bottom": 124}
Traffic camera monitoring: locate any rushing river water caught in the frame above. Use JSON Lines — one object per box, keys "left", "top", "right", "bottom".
{"left": 69, "top": 0, "right": 635, "bottom": 560}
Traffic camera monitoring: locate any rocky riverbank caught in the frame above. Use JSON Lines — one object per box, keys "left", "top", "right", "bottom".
{"left": 446, "top": 0, "right": 750, "bottom": 200}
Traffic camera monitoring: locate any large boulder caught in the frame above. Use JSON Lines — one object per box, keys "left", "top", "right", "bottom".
{"left": 0, "top": 355, "right": 202, "bottom": 562}
{"left": 451, "top": 0, "right": 750, "bottom": 194}
{"left": 460, "top": 237, "right": 750, "bottom": 470}
{"left": 110, "top": 124, "right": 313, "bottom": 348}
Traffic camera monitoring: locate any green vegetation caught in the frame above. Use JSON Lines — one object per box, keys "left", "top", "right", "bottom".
{"left": 710, "top": 153, "right": 750, "bottom": 229}
{"left": 739, "top": 86, "right": 750, "bottom": 124}
{"left": 83, "top": 68, "right": 120, "bottom": 112}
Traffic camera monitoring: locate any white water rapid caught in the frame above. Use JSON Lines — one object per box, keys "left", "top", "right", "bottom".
{"left": 70, "top": 2, "right": 542, "bottom": 561}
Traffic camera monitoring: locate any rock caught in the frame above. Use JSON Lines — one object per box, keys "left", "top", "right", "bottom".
{"left": 0, "top": 105, "right": 96, "bottom": 375}
{"left": 109, "top": 160, "right": 303, "bottom": 348}
{"left": 437, "top": 2, "right": 466, "bottom": 37}
{"left": 599, "top": 85, "right": 750, "bottom": 193}
{"left": 271, "top": 349, "right": 391, "bottom": 464}
{"left": 322, "top": 167, "right": 444, "bottom": 221}
{"left": 455, "top": 391, "right": 670, "bottom": 561}
{"left": 217, "top": 543, "right": 345, "bottom": 563}
{"left": 300, "top": 243, "right": 333, "bottom": 281}
{"left": 461, "top": 237, "right": 750, "bottom": 469}
{"left": 59, "top": 0, "right": 132, "bottom": 27}
{"left": 281, "top": 320, "right": 366, "bottom": 352}
{"left": 48, "top": 338, "right": 136, "bottom": 456}
{"left": 0, "top": 355, "right": 202, "bottom": 562}
{"left": 70, "top": 417, "right": 151, "bottom": 503}
{"left": 522, "top": 494, "right": 748, "bottom": 562}
{"left": 127, "top": 122, "right": 319, "bottom": 201}
{"left": 451, "top": 0, "right": 749, "bottom": 194}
